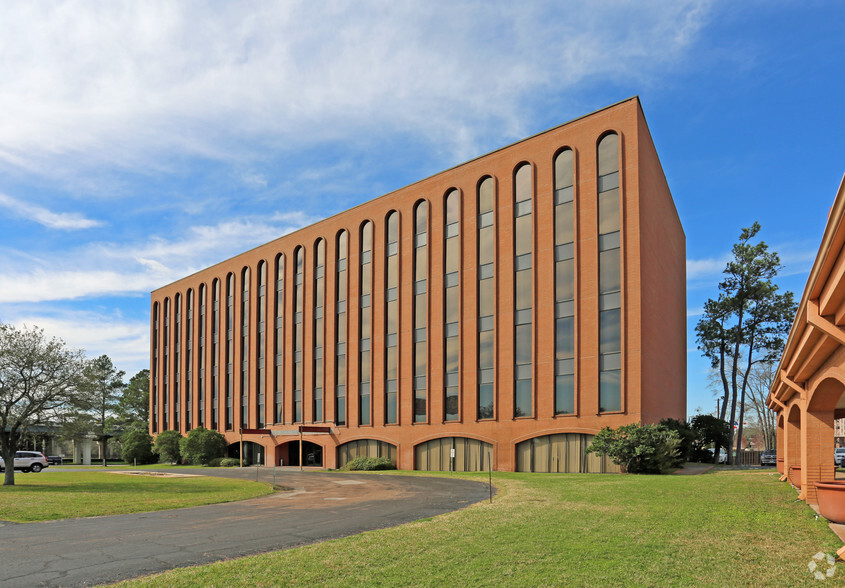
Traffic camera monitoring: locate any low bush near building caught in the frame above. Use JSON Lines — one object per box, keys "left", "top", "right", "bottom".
{"left": 341, "top": 456, "right": 396, "bottom": 471}
{"left": 121, "top": 429, "right": 156, "bottom": 465}
{"left": 587, "top": 423, "right": 680, "bottom": 474}
{"left": 180, "top": 426, "right": 227, "bottom": 466}
{"left": 153, "top": 429, "right": 183, "bottom": 464}
{"left": 218, "top": 458, "right": 239, "bottom": 467}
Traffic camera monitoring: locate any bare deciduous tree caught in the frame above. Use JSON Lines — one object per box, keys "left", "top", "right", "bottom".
{"left": 746, "top": 362, "right": 777, "bottom": 450}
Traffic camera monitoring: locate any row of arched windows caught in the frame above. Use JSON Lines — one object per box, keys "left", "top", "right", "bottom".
{"left": 151, "top": 132, "right": 623, "bottom": 433}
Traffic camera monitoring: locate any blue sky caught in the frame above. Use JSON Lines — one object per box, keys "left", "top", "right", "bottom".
{"left": 1, "top": 1, "right": 843, "bottom": 416}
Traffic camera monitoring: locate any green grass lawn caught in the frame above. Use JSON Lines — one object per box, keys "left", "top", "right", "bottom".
{"left": 112, "top": 469, "right": 842, "bottom": 587}
{"left": 0, "top": 470, "right": 275, "bottom": 522}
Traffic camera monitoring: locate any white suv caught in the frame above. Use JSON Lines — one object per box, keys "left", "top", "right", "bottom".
{"left": 0, "top": 451, "right": 49, "bottom": 473}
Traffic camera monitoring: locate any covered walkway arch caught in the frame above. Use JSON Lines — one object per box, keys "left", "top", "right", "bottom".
{"left": 769, "top": 174, "right": 845, "bottom": 505}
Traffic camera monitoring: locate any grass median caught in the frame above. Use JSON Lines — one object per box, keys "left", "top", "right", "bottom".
{"left": 0, "top": 470, "right": 275, "bottom": 522}
{"left": 113, "top": 469, "right": 841, "bottom": 587}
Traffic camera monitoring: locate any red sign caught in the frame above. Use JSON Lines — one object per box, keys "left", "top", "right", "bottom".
{"left": 240, "top": 428, "right": 271, "bottom": 435}
{"left": 299, "top": 425, "right": 332, "bottom": 433}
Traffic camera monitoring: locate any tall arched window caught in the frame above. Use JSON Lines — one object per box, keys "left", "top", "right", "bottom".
{"left": 513, "top": 163, "right": 533, "bottom": 418}
{"left": 174, "top": 294, "right": 181, "bottom": 431}
{"left": 359, "top": 221, "right": 373, "bottom": 426}
{"left": 226, "top": 273, "right": 235, "bottom": 430}
{"left": 211, "top": 279, "right": 220, "bottom": 429}
{"left": 163, "top": 298, "right": 170, "bottom": 430}
{"left": 554, "top": 148, "right": 575, "bottom": 415}
{"left": 274, "top": 254, "right": 285, "bottom": 423}
{"left": 335, "top": 231, "right": 348, "bottom": 426}
{"left": 186, "top": 289, "right": 193, "bottom": 430}
{"left": 313, "top": 239, "right": 325, "bottom": 422}
{"left": 240, "top": 267, "right": 250, "bottom": 428}
{"left": 444, "top": 189, "right": 460, "bottom": 421}
{"left": 477, "top": 177, "right": 496, "bottom": 419}
{"left": 385, "top": 211, "right": 399, "bottom": 424}
{"left": 152, "top": 302, "right": 159, "bottom": 432}
{"left": 198, "top": 284, "right": 206, "bottom": 426}
{"left": 257, "top": 262, "right": 266, "bottom": 428}
{"left": 598, "top": 132, "right": 621, "bottom": 412}
{"left": 293, "top": 247, "right": 304, "bottom": 423}
{"left": 413, "top": 201, "right": 428, "bottom": 423}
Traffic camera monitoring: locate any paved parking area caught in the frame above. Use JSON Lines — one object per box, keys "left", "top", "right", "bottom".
{"left": 0, "top": 469, "right": 490, "bottom": 587}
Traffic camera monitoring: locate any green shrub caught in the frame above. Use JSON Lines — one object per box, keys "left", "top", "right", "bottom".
{"left": 689, "top": 414, "right": 731, "bottom": 463}
{"left": 120, "top": 429, "right": 156, "bottom": 465}
{"left": 659, "top": 418, "right": 695, "bottom": 467}
{"left": 219, "top": 457, "right": 239, "bottom": 467}
{"left": 153, "top": 429, "right": 183, "bottom": 464}
{"left": 180, "top": 426, "right": 227, "bottom": 465}
{"left": 587, "top": 423, "right": 681, "bottom": 474}
{"left": 341, "top": 456, "right": 396, "bottom": 471}
{"left": 208, "top": 458, "right": 223, "bottom": 467}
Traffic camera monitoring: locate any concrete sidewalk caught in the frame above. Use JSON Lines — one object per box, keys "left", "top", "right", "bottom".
{"left": 671, "top": 463, "right": 714, "bottom": 475}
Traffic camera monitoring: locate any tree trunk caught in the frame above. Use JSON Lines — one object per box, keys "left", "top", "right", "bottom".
{"left": 1, "top": 432, "right": 17, "bottom": 486}
{"left": 765, "top": 407, "right": 776, "bottom": 449}
{"left": 727, "top": 323, "right": 745, "bottom": 465}
{"left": 725, "top": 278, "right": 749, "bottom": 466}
{"left": 736, "top": 328, "right": 757, "bottom": 460}
{"left": 715, "top": 328, "right": 730, "bottom": 464}
{"left": 736, "top": 393, "right": 747, "bottom": 458}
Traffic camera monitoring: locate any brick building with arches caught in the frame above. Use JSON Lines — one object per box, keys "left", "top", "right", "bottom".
{"left": 769, "top": 175, "right": 845, "bottom": 503}
{"left": 149, "top": 97, "right": 686, "bottom": 472}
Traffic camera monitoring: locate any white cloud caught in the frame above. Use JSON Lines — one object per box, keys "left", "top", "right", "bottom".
{"left": 687, "top": 241, "right": 816, "bottom": 284}
{"left": 0, "top": 1, "right": 714, "bottom": 181}
{"left": 687, "top": 307, "right": 703, "bottom": 317}
{"left": 8, "top": 311, "right": 150, "bottom": 375}
{"left": 0, "top": 211, "right": 315, "bottom": 304}
{"left": 777, "top": 245, "right": 817, "bottom": 278}
{"left": 0, "top": 192, "right": 102, "bottom": 230}
{"left": 686, "top": 255, "right": 729, "bottom": 280}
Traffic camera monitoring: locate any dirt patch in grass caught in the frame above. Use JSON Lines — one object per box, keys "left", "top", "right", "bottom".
{"left": 105, "top": 470, "right": 200, "bottom": 478}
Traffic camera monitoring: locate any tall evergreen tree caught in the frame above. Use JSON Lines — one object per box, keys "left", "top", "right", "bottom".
{"left": 695, "top": 222, "right": 796, "bottom": 464}
{"left": 115, "top": 369, "right": 149, "bottom": 432}
{"left": 78, "top": 355, "right": 125, "bottom": 467}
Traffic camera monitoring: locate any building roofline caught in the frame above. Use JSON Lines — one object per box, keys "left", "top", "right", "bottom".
{"left": 769, "top": 172, "right": 845, "bottom": 405}
{"left": 152, "top": 97, "right": 641, "bottom": 293}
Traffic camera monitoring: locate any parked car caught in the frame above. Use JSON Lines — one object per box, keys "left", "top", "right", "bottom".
{"left": 706, "top": 448, "right": 728, "bottom": 464}
{"left": 46, "top": 455, "right": 63, "bottom": 466}
{"left": 0, "top": 451, "right": 50, "bottom": 473}
{"left": 835, "top": 448, "right": 845, "bottom": 467}
{"left": 760, "top": 449, "right": 777, "bottom": 466}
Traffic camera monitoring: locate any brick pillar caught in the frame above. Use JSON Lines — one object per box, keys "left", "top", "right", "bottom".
{"left": 400, "top": 442, "right": 414, "bottom": 470}
{"left": 785, "top": 403, "right": 802, "bottom": 484}
{"left": 803, "top": 406, "right": 836, "bottom": 504}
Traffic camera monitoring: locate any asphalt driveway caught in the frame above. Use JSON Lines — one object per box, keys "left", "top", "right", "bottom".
{"left": 0, "top": 468, "right": 491, "bottom": 587}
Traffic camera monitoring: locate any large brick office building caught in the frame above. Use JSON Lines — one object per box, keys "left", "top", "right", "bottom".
{"left": 149, "top": 97, "right": 686, "bottom": 472}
